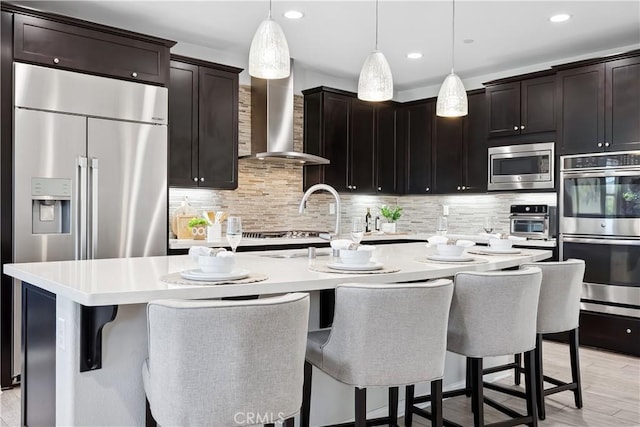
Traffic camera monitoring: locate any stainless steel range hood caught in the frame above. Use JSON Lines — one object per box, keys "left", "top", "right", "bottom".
{"left": 240, "top": 60, "right": 330, "bottom": 165}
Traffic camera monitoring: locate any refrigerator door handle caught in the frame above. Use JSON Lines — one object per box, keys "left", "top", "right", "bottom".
{"left": 89, "top": 157, "right": 99, "bottom": 259}
{"left": 77, "top": 156, "right": 88, "bottom": 260}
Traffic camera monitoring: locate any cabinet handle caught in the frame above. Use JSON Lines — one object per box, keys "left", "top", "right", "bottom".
{"left": 462, "top": 185, "right": 466, "bottom": 190}
{"left": 513, "top": 126, "right": 519, "bottom": 131}
{"left": 200, "top": 177, "right": 205, "bottom": 182}
{"left": 131, "top": 72, "right": 138, "bottom": 78}
{"left": 627, "top": 329, "right": 632, "bottom": 334}
{"left": 597, "top": 143, "right": 603, "bottom": 148}
{"left": 425, "top": 187, "right": 430, "bottom": 192}
{"left": 53, "top": 58, "right": 60, "bottom": 64}
{"left": 605, "top": 142, "right": 610, "bottom": 147}
{"left": 377, "top": 187, "right": 382, "bottom": 191}
{"left": 520, "top": 125, "right": 525, "bottom": 130}
{"left": 353, "top": 185, "right": 357, "bottom": 190}
{"left": 193, "top": 177, "right": 198, "bottom": 182}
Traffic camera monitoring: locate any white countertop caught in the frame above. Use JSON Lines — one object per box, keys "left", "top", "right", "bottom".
{"left": 4, "top": 243, "right": 552, "bottom": 306}
{"left": 170, "top": 233, "right": 557, "bottom": 249}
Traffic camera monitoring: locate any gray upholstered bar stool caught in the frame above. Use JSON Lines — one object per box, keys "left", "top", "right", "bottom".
{"left": 301, "top": 280, "right": 454, "bottom": 427}
{"left": 521, "top": 259, "right": 585, "bottom": 420}
{"left": 408, "top": 268, "right": 542, "bottom": 427}
{"left": 142, "top": 293, "right": 310, "bottom": 427}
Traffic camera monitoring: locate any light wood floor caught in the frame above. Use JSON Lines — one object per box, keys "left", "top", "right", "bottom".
{"left": 0, "top": 341, "right": 637, "bottom": 426}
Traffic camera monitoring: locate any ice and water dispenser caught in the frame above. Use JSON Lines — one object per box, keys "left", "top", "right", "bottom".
{"left": 31, "top": 177, "right": 71, "bottom": 234}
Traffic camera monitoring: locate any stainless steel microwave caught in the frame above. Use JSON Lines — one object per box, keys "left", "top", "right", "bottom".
{"left": 488, "top": 142, "right": 555, "bottom": 191}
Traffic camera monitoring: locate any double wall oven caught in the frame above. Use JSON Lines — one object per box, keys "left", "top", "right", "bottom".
{"left": 560, "top": 151, "right": 640, "bottom": 322}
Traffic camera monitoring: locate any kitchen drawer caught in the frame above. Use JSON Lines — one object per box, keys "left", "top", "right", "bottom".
{"left": 14, "top": 14, "right": 171, "bottom": 85}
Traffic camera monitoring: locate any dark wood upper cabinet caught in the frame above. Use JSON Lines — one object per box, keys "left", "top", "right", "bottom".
{"left": 464, "top": 91, "right": 489, "bottom": 193}
{"left": 486, "top": 75, "right": 555, "bottom": 138}
{"left": 433, "top": 116, "right": 464, "bottom": 194}
{"left": 404, "top": 100, "right": 434, "bottom": 194}
{"left": 376, "top": 104, "right": 399, "bottom": 194}
{"left": 168, "top": 56, "right": 241, "bottom": 189}
{"left": 13, "top": 14, "right": 173, "bottom": 86}
{"left": 557, "top": 54, "right": 640, "bottom": 155}
{"left": 321, "top": 92, "right": 351, "bottom": 191}
{"left": 350, "top": 98, "right": 376, "bottom": 193}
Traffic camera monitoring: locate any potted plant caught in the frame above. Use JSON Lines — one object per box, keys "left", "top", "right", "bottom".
{"left": 379, "top": 205, "right": 403, "bottom": 233}
{"left": 188, "top": 217, "right": 209, "bottom": 240}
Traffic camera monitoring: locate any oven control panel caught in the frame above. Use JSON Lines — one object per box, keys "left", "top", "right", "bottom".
{"left": 510, "top": 204, "right": 551, "bottom": 214}
{"left": 563, "top": 152, "right": 640, "bottom": 170}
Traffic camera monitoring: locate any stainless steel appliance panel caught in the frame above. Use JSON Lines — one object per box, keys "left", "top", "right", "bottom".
{"left": 488, "top": 142, "right": 554, "bottom": 190}
{"left": 88, "top": 118, "right": 167, "bottom": 258}
{"left": 14, "top": 62, "right": 168, "bottom": 125}
{"left": 13, "top": 109, "right": 86, "bottom": 263}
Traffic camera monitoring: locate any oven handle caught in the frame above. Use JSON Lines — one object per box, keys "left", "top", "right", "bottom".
{"left": 562, "top": 169, "right": 640, "bottom": 178}
{"left": 562, "top": 236, "right": 640, "bottom": 246}
{"left": 510, "top": 215, "right": 548, "bottom": 220}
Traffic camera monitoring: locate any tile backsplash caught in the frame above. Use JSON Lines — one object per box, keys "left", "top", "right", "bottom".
{"left": 169, "top": 85, "right": 556, "bottom": 237}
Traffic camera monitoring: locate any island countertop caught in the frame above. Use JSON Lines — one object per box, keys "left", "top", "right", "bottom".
{"left": 4, "top": 242, "right": 552, "bottom": 306}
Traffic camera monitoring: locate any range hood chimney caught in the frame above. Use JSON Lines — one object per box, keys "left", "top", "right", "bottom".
{"left": 240, "top": 60, "right": 330, "bottom": 165}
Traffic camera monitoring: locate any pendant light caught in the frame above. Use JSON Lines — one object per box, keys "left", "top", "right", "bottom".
{"left": 249, "top": 0, "right": 290, "bottom": 79}
{"left": 436, "top": 0, "right": 468, "bottom": 117}
{"left": 357, "top": 0, "right": 394, "bottom": 101}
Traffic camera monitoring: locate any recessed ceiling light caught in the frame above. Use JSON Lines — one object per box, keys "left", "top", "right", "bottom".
{"left": 407, "top": 52, "right": 423, "bottom": 59}
{"left": 284, "top": 10, "right": 304, "bottom": 19}
{"left": 550, "top": 13, "right": 571, "bottom": 23}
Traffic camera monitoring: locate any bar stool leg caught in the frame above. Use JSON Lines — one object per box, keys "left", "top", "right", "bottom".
{"left": 404, "top": 385, "right": 415, "bottom": 427}
{"left": 389, "top": 386, "right": 398, "bottom": 426}
{"left": 514, "top": 353, "right": 522, "bottom": 385}
{"left": 145, "top": 398, "right": 157, "bottom": 427}
{"left": 534, "top": 333, "right": 545, "bottom": 420}
{"left": 355, "top": 387, "right": 367, "bottom": 427}
{"left": 301, "top": 361, "right": 312, "bottom": 427}
{"left": 524, "top": 350, "right": 538, "bottom": 427}
{"left": 465, "top": 357, "right": 472, "bottom": 397}
{"left": 282, "top": 418, "right": 295, "bottom": 427}
{"left": 570, "top": 328, "right": 583, "bottom": 409}
{"left": 431, "top": 379, "right": 443, "bottom": 427}
{"left": 471, "top": 358, "right": 484, "bottom": 427}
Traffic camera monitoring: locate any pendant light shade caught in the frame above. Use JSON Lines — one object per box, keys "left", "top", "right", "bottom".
{"left": 436, "top": 0, "right": 467, "bottom": 117}
{"left": 249, "top": 3, "right": 290, "bottom": 79}
{"left": 436, "top": 71, "right": 468, "bottom": 117}
{"left": 358, "top": 50, "right": 393, "bottom": 101}
{"left": 357, "top": 0, "right": 393, "bottom": 101}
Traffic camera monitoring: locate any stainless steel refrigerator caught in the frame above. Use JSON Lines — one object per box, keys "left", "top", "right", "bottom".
{"left": 12, "top": 63, "right": 168, "bottom": 377}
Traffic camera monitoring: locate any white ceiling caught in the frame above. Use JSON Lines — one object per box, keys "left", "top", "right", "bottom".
{"left": 11, "top": 0, "right": 640, "bottom": 96}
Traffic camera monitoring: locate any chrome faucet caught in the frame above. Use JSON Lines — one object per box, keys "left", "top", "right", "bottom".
{"left": 298, "top": 184, "right": 341, "bottom": 237}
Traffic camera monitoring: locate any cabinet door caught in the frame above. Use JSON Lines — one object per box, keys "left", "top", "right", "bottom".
{"left": 13, "top": 14, "right": 169, "bottom": 85}
{"left": 557, "top": 64, "right": 605, "bottom": 155}
{"left": 168, "top": 61, "right": 199, "bottom": 187}
{"left": 464, "top": 92, "right": 488, "bottom": 193}
{"left": 486, "top": 82, "right": 520, "bottom": 137}
{"left": 198, "top": 66, "right": 238, "bottom": 189}
{"left": 521, "top": 75, "right": 555, "bottom": 134}
{"left": 606, "top": 56, "right": 640, "bottom": 152}
{"left": 322, "top": 93, "right": 350, "bottom": 192}
{"left": 405, "top": 101, "right": 434, "bottom": 194}
{"left": 376, "top": 104, "right": 398, "bottom": 194}
{"left": 433, "top": 116, "right": 463, "bottom": 194}
{"left": 303, "top": 92, "right": 323, "bottom": 189}
{"left": 350, "top": 98, "right": 376, "bottom": 193}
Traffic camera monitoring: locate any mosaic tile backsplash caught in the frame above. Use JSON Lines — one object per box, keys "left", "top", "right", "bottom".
{"left": 169, "top": 85, "right": 556, "bottom": 237}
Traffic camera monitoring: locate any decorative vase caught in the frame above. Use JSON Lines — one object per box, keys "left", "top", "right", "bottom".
{"left": 191, "top": 226, "right": 206, "bottom": 240}
{"left": 381, "top": 222, "right": 396, "bottom": 233}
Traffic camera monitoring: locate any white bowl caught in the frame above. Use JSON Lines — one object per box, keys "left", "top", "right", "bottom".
{"left": 456, "top": 239, "right": 476, "bottom": 248}
{"left": 339, "top": 246, "right": 374, "bottom": 265}
{"left": 436, "top": 244, "right": 465, "bottom": 257}
{"left": 427, "top": 235, "right": 448, "bottom": 245}
{"left": 489, "top": 238, "right": 513, "bottom": 250}
{"left": 198, "top": 254, "right": 235, "bottom": 273}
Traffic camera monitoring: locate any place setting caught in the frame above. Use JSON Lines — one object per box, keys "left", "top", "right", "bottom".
{"left": 309, "top": 219, "right": 400, "bottom": 274}
{"left": 161, "top": 217, "right": 269, "bottom": 286}
{"left": 416, "top": 236, "right": 489, "bottom": 265}
{"left": 467, "top": 237, "right": 528, "bottom": 256}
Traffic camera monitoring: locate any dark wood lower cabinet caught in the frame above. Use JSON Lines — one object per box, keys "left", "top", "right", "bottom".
{"left": 22, "top": 283, "right": 56, "bottom": 427}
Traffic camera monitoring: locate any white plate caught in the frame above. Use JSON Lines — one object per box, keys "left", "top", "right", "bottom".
{"left": 180, "top": 268, "right": 250, "bottom": 281}
{"left": 481, "top": 248, "right": 522, "bottom": 254}
{"left": 327, "top": 261, "right": 384, "bottom": 271}
{"left": 427, "top": 254, "right": 475, "bottom": 262}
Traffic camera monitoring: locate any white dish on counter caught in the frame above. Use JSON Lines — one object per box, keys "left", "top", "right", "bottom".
{"left": 427, "top": 254, "right": 475, "bottom": 262}
{"left": 180, "top": 268, "right": 250, "bottom": 281}
{"left": 478, "top": 248, "right": 522, "bottom": 254}
{"left": 327, "top": 261, "right": 383, "bottom": 271}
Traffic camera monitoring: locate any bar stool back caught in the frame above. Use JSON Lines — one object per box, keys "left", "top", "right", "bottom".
{"left": 521, "top": 259, "right": 585, "bottom": 419}
{"left": 301, "top": 280, "right": 454, "bottom": 427}
{"left": 142, "top": 293, "right": 310, "bottom": 427}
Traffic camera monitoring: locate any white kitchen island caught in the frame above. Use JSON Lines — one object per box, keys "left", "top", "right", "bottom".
{"left": 4, "top": 243, "right": 551, "bottom": 426}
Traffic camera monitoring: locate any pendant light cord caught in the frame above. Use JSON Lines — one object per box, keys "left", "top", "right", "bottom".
{"left": 451, "top": 0, "right": 455, "bottom": 74}
{"left": 375, "top": 0, "right": 379, "bottom": 50}
{"left": 268, "top": 0, "right": 272, "bottom": 18}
